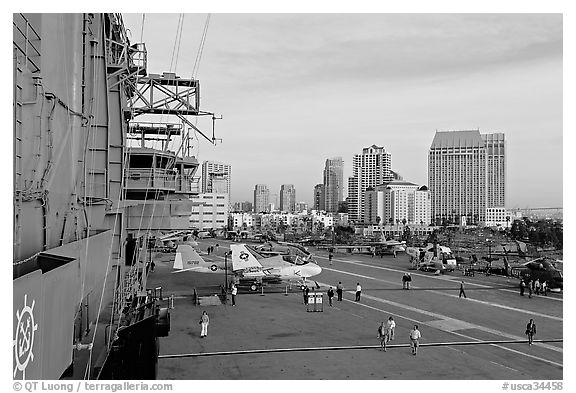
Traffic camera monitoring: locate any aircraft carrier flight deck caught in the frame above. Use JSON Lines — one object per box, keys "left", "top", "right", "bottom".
{"left": 147, "top": 238, "right": 562, "bottom": 380}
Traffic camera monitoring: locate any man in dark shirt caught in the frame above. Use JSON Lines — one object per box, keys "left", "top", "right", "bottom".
{"left": 336, "top": 281, "right": 343, "bottom": 301}
{"left": 459, "top": 281, "right": 467, "bottom": 298}
{"left": 327, "top": 287, "right": 334, "bottom": 306}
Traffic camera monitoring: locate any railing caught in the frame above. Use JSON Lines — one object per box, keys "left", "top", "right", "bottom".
{"left": 105, "top": 12, "right": 147, "bottom": 72}
{"left": 125, "top": 168, "right": 176, "bottom": 191}
{"left": 176, "top": 175, "right": 200, "bottom": 194}
{"left": 13, "top": 13, "right": 41, "bottom": 73}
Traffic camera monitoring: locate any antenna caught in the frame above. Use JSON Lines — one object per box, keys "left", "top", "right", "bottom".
{"left": 212, "top": 114, "right": 223, "bottom": 144}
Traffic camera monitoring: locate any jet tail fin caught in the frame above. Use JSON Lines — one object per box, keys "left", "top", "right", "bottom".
{"left": 230, "top": 244, "right": 263, "bottom": 271}
{"left": 173, "top": 244, "right": 206, "bottom": 270}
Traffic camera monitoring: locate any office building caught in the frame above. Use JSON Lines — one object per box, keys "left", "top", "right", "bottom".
{"left": 296, "top": 202, "right": 309, "bottom": 213}
{"left": 253, "top": 184, "right": 270, "bottom": 213}
{"left": 201, "top": 161, "right": 231, "bottom": 195}
{"left": 190, "top": 193, "right": 229, "bottom": 230}
{"left": 323, "top": 157, "right": 344, "bottom": 213}
{"left": 232, "top": 201, "right": 253, "bottom": 213}
{"left": 428, "top": 130, "right": 506, "bottom": 225}
{"left": 364, "top": 181, "right": 431, "bottom": 226}
{"left": 313, "top": 184, "right": 325, "bottom": 211}
{"left": 280, "top": 184, "right": 296, "bottom": 213}
{"left": 484, "top": 133, "right": 506, "bottom": 209}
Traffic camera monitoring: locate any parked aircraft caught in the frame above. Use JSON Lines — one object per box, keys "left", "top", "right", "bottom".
{"left": 406, "top": 243, "right": 457, "bottom": 273}
{"left": 509, "top": 257, "right": 563, "bottom": 291}
{"left": 318, "top": 240, "right": 405, "bottom": 256}
{"left": 171, "top": 244, "right": 322, "bottom": 290}
{"left": 249, "top": 241, "right": 312, "bottom": 259}
{"left": 155, "top": 230, "right": 195, "bottom": 251}
{"left": 231, "top": 244, "right": 322, "bottom": 290}
{"left": 375, "top": 240, "right": 406, "bottom": 256}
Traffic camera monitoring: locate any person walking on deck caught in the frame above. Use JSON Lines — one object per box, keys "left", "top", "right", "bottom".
{"left": 199, "top": 311, "right": 209, "bottom": 337}
{"left": 525, "top": 318, "right": 537, "bottom": 346}
{"left": 459, "top": 281, "right": 467, "bottom": 298}
{"left": 355, "top": 283, "right": 362, "bottom": 302}
{"left": 386, "top": 316, "right": 396, "bottom": 341}
{"left": 410, "top": 325, "right": 421, "bottom": 355}
{"left": 378, "top": 322, "right": 389, "bottom": 351}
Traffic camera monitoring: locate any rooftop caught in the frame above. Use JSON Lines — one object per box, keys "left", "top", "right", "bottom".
{"left": 430, "top": 130, "right": 484, "bottom": 149}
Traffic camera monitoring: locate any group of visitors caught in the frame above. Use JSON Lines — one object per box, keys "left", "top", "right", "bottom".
{"left": 206, "top": 244, "right": 219, "bottom": 255}
{"left": 520, "top": 278, "right": 548, "bottom": 298}
{"left": 377, "top": 317, "right": 397, "bottom": 352}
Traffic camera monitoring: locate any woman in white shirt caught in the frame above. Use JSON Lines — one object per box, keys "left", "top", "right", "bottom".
{"left": 386, "top": 317, "right": 396, "bottom": 341}
{"left": 200, "top": 311, "right": 210, "bottom": 338}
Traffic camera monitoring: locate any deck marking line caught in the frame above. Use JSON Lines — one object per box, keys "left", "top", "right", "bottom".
{"left": 330, "top": 293, "right": 564, "bottom": 367}
{"left": 158, "top": 339, "right": 562, "bottom": 360}
{"left": 316, "top": 280, "right": 562, "bottom": 354}
{"left": 319, "top": 255, "right": 563, "bottom": 302}
{"left": 321, "top": 268, "right": 562, "bottom": 322}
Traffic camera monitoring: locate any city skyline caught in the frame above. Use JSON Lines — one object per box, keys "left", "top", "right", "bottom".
{"left": 122, "top": 13, "right": 562, "bottom": 208}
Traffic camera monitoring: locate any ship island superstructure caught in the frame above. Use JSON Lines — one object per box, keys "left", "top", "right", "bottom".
{"left": 13, "top": 13, "right": 218, "bottom": 380}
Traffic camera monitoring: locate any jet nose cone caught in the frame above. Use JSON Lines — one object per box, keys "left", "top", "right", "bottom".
{"left": 303, "top": 263, "right": 322, "bottom": 278}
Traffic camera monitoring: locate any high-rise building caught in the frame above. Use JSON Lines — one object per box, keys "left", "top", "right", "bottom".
{"left": 428, "top": 130, "right": 505, "bottom": 225}
{"left": 313, "top": 184, "right": 325, "bottom": 211}
{"left": 323, "top": 157, "right": 344, "bottom": 213}
{"left": 253, "top": 184, "right": 270, "bottom": 213}
{"left": 348, "top": 145, "right": 393, "bottom": 223}
{"left": 201, "top": 161, "right": 231, "bottom": 196}
{"left": 279, "top": 184, "right": 296, "bottom": 213}
{"left": 483, "top": 133, "right": 506, "bottom": 209}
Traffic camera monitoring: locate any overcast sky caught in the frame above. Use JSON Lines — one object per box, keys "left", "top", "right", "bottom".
{"left": 122, "top": 13, "right": 562, "bottom": 208}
